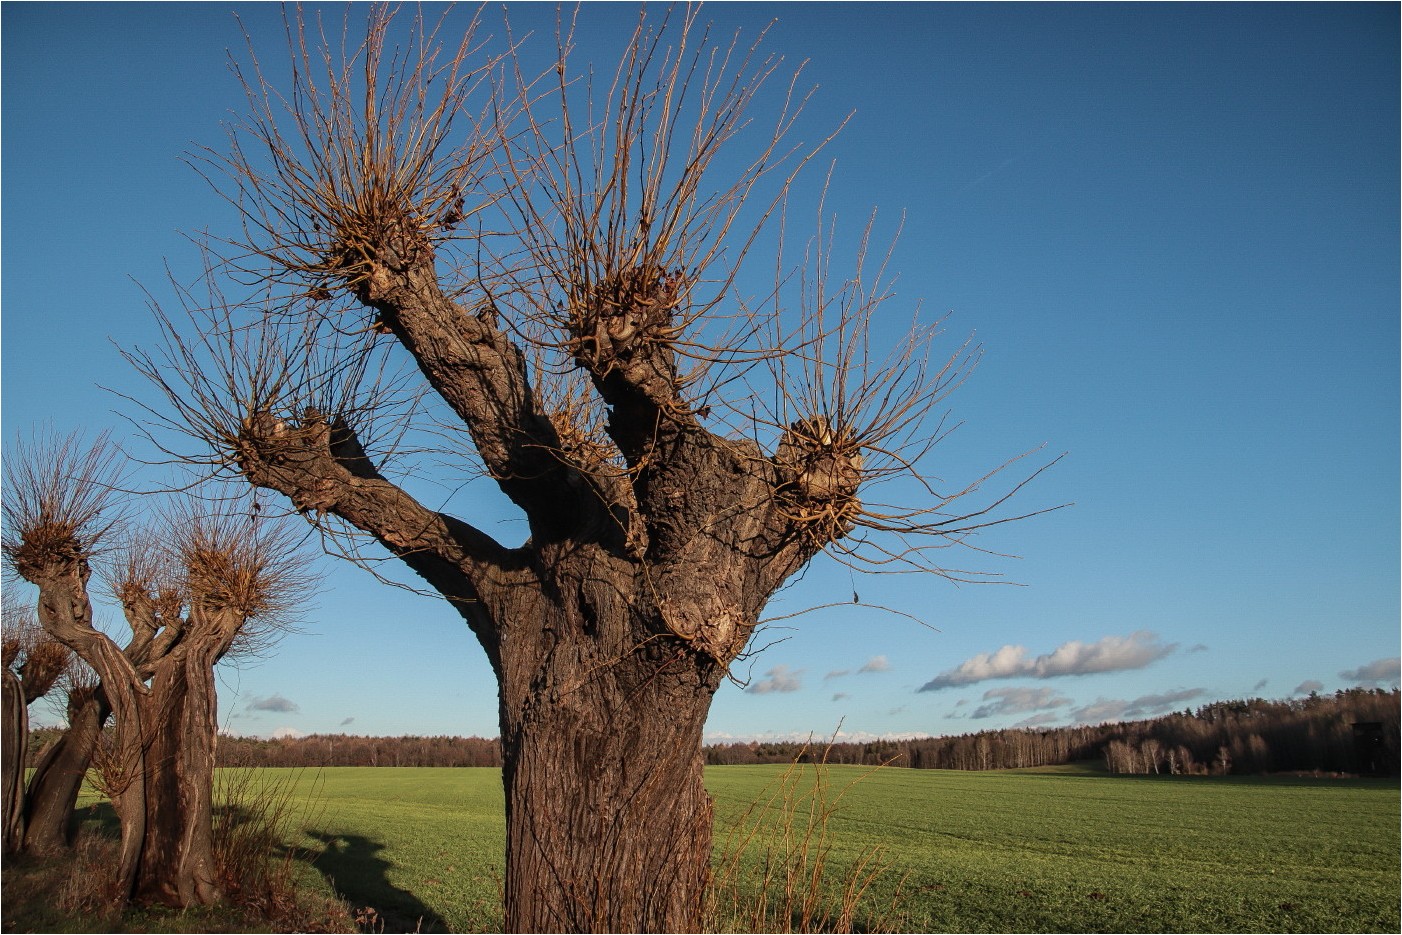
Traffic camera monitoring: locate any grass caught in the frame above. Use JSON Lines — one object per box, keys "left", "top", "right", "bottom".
{"left": 9, "top": 764, "right": 1398, "bottom": 933}
{"left": 707, "top": 756, "right": 906, "bottom": 933}
{"left": 707, "top": 764, "right": 1400, "bottom": 933}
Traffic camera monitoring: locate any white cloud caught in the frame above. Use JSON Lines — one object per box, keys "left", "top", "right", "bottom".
{"left": 824, "top": 669, "right": 851, "bottom": 681}
{"left": 747, "top": 664, "right": 803, "bottom": 695}
{"left": 271, "top": 726, "right": 304, "bottom": 739}
{"left": 1339, "top": 658, "right": 1400, "bottom": 686}
{"left": 858, "top": 655, "right": 891, "bottom": 674}
{"left": 1034, "top": 631, "right": 1176, "bottom": 679}
{"left": 923, "top": 643, "right": 1030, "bottom": 690}
{"left": 919, "top": 631, "right": 1177, "bottom": 691}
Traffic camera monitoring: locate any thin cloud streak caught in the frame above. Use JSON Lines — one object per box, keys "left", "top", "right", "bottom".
{"left": 971, "top": 686, "right": 1072, "bottom": 719}
{"left": 1069, "top": 688, "right": 1206, "bottom": 725}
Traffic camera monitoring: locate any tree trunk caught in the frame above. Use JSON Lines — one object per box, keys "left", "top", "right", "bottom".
{"left": 500, "top": 663, "right": 718, "bottom": 933}
{"left": 135, "top": 645, "right": 223, "bottom": 907}
{"left": 23, "top": 687, "right": 109, "bottom": 853}
{"left": 495, "top": 567, "right": 725, "bottom": 934}
{"left": 2, "top": 668, "right": 27, "bottom": 854}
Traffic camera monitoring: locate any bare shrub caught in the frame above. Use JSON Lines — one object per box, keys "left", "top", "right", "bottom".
{"left": 211, "top": 757, "right": 326, "bottom": 924}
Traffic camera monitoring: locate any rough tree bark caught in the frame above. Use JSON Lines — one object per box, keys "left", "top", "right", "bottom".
{"left": 228, "top": 224, "right": 855, "bottom": 931}
{"left": 116, "top": 518, "right": 299, "bottom": 909}
{"left": 3, "top": 603, "right": 71, "bottom": 854}
{"left": 135, "top": 646, "right": 222, "bottom": 907}
{"left": 1, "top": 667, "right": 25, "bottom": 854}
{"left": 21, "top": 553, "right": 150, "bottom": 902}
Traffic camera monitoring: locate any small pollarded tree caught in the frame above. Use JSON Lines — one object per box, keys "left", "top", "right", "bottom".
{"left": 1, "top": 595, "right": 110, "bottom": 858}
{"left": 2, "top": 432, "right": 311, "bottom": 907}
{"left": 2, "top": 594, "right": 73, "bottom": 853}
{"left": 21, "top": 662, "right": 108, "bottom": 855}
{"left": 127, "top": 7, "right": 1058, "bottom": 930}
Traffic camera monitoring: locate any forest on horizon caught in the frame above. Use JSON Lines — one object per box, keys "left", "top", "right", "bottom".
{"left": 30, "top": 687, "right": 1394, "bottom": 777}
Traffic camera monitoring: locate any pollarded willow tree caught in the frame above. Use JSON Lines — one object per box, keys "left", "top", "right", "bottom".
{"left": 2, "top": 600, "right": 109, "bottom": 859}
{"left": 2, "top": 595, "right": 72, "bottom": 854}
{"left": 129, "top": 6, "right": 1056, "bottom": 931}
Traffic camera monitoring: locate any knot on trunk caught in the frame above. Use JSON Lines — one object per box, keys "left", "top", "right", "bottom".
{"left": 545, "top": 407, "right": 620, "bottom": 481}
{"left": 305, "top": 203, "right": 434, "bottom": 310}
{"left": 773, "top": 416, "right": 864, "bottom": 544}
{"left": 238, "top": 409, "right": 329, "bottom": 465}
{"left": 565, "top": 265, "right": 686, "bottom": 376}
{"left": 658, "top": 594, "right": 752, "bottom": 663}
{"left": 235, "top": 408, "right": 355, "bottom": 516}
{"left": 8, "top": 523, "right": 88, "bottom": 584}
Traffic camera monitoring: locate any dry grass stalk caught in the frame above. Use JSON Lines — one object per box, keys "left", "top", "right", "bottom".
{"left": 707, "top": 740, "right": 907, "bottom": 933}
{"left": 212, "top": 754, "right": 328, "bottom": 924}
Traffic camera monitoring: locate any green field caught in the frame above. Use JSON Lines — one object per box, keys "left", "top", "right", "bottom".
{"left": 85, "top": 764, "right": 1400, "bottom": 933}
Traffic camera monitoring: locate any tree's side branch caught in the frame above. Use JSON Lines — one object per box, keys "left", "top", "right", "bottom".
{"left": 233, "top": 409, "right": 511, "bottom": 648}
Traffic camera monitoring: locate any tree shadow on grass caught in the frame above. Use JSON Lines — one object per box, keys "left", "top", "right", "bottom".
{"left": 305, "top": 830, "right": 449, "bottom": 934}
{"left": 61, "top": 802, "right": 449, "bottom": 932}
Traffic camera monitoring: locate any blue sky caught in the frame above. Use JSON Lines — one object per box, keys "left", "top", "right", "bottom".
{"left": 4, "top": 3, "right": 1397, "bottom": 742}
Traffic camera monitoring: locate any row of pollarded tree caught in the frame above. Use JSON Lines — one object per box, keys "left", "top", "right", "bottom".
{"left": 2, "top": 594, "right": 80, "bottom": 854}
{"left": 1, "top": 433, "right": 313, "bottom": 908}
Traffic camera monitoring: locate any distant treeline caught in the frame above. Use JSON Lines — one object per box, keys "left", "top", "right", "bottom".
{"left": 706, "top": 689, "right": 1400, "bottom": 776}
{"left": 219, "top": 733, "right": 502, "bottom": 768}
{"left": 25, "top": 688, "right": 1398, "bottom": 776}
